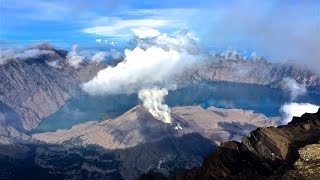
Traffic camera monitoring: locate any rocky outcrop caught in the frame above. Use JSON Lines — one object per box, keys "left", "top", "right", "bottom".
{"left": 284, "top": 143, "right": 320, "bottom": 179}
{"left": 0, "top": 45, "right": 106, "bottom": 131}
{"left": 168, "top": 108, "right": 320, "bottom": 179}
{"left": 179, "top": 55, "right": 320, "bottom": 90}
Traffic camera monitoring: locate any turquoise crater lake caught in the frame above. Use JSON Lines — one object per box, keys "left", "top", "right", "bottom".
{"left": 33, "top": 82, "right": 320, "bottom": 133}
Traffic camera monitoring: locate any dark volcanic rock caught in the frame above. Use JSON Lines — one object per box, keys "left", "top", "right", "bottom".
{"left": 167, "top": 108, "right": 320, "bottom": 179}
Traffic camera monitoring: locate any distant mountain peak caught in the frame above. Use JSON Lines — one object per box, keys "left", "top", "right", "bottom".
{"left": 111, "top": 105, "right": 161, "bottom": 125}
{"left": 108, "top": 105, "right": 175, "bottom": 144}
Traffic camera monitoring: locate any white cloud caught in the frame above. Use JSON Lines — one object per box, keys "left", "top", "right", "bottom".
{"left": 89, "top": 49, "right": 122, "bottom": 63}
{"left": 46, "top": 60, "right": 62, "bottom": 69}
{"left": 90, "top": 52, "right": 106, "bottom": 63}
{"left": 82, "top": 8, "right": 199, "bottom": 38}
{"left": 82, "top": 31, "right": 201, "bottom": 95}
{"left": 202, "top": 1, "right": 320, "bottom": 73}
{"left": 83, "top": 19, "right": 170, "bottom": 37}
{"left": 138, "top": 87, "right": 171, "bottom": 123}
{"left": 135, "top": 29, "right": 201, "bottom": 54}
{"left": 82, "top": 46, "right": 187, "bottom": 94}
{"left": 0, "top": 49, "right": 15, "bottom": 65}
{"left": 283, "top": 78, "right": 307, "bottom": 100}
{"left": 105, "top": 49, "right": 121, "bottom": 59}
{"left": 95, "top": 38, "right": 116, "bottom": 46}
{"left": 66, "top": 45, "right": 84, "bottom": 68}
{"left": 131, "top": 28, "right": 161, "bottom": 38}
{"left": 95, "top": 38, "right": 102, "bottom": 43}
{"left": 0, "top": 48, "right": 55, "bottom": 65}
{"left": 17, "top": 49, "right": 54, "bottom": 59}
{"left": 65, "top": 46, "right": 122, "bottom": 66}
{"left": 280, "top": 102, "right": 319, "bottom": 125}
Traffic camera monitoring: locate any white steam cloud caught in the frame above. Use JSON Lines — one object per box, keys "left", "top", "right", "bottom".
{"left": 66, "top": 45, "right": 84, "bottom": 68}
{"left": 46, "top": 60, "right": 62, "bottom": 69}
{"left": 82, "top": 30, "right": 202, "bottom": 123}
{"left": 104, "top": 49, "right": 122, "bottom": 60}
{"left": 283, "top": 78, "right": 307, "bottom": 100}
{"left": 131, "top": 28, "right": 161, "bottom": 38}
{"left": 138, "top": 87, "right": 171, "bottom": 123}
{"left": 90, "top": 52, "right": 106, "bottom": 64}
{"left": 71, "top": 48, "right": 121, "bottom": 65}
{"left": 278, "top": 78, "right": 315, "bottom": 125}
{"left": 82, "top": 46, "right": 193, "bottom": 94}
{"left": 90, "top": 49, "right": 121, "bottom": 64}
{"left": 135, "top": 29, "right": 201, "bottom": 54}
{"left": 95, "top": 38, "right": 116, "bottom": 46}
{"left": 14, "top": 49, "right": 54, "bottom": 59}
{"left": 0, "top": 49, "right": 15, "bottom": 65}
{"left": 280, "top": 102, "right": 319, "bottom": 125}
{"left": 82, "top": 31, "right": 200, "bottom": 95}
{"left": 0, "top": 48, "right": 55, "bottom": 65}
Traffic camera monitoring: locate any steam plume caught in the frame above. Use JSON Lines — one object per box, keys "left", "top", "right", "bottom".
{"left": 104, "top": 49, "right": 122, "bottom": 60}
{"left": 0, "top": 48, "right": 54, "bottom": 65}
{"left": 282, "top": 78, "right": 307, "bottom": 100}
{"left": 280, "top": 102, "right": 319, "bottom": 125}
{"left": 82, "top": 30, "right": 200, "bottom": 95}
{"left": 138, "top": 87, "right": 171, "bottom": 123}
{"left": 66, "top": 45, "right": 84, "bottom": 68}
{"left": 90, "top": 52, "right": 106, "bottom": 64}
{"left": 46, "top": 60, "right": 62, "bottom": 69}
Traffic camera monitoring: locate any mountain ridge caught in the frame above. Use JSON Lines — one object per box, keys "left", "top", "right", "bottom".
{"left": 179, "top": 55, "right": 320, "bottom": 91}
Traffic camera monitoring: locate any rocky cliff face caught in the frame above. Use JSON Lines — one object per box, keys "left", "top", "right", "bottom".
{"left": 0, "top": 44, "right": 106, "bottom": 134}
{"left": 167, "top": 108, "right": 320, "bottom": 179}
{"left": 179, "top": 54, "right": 320, "bottom": 90}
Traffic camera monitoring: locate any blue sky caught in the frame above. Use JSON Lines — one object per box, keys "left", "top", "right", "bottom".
{"left": 0, "top": 0, "right": 319, "bottom": 63}
{"left": 0, "top": 0, "right": 213, "bottom": 45}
